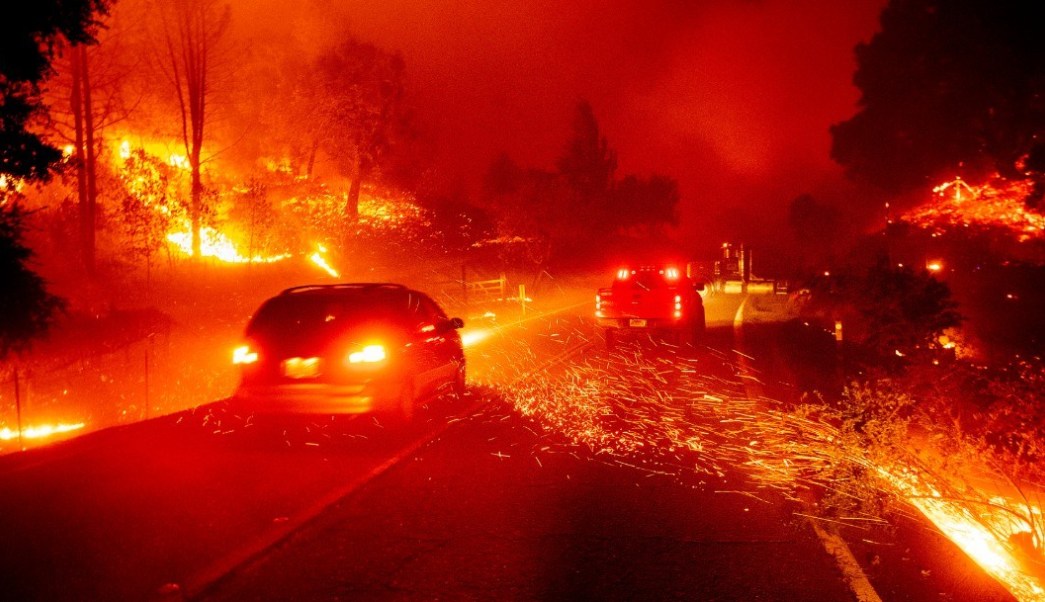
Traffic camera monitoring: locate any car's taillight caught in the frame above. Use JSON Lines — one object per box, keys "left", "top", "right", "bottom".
{"left": 233, "top": 344, "right": 259, "bottom": 365}
{"left": 665, "top": 267, "right": 680, "bottom": 280}
{"left": 595, "top": 293, "right": 603, "bottom": 317}
{"left": 674, "top": 294, "right": 682, "bottom": 319}
{"left": 348, "top": 344, "right": 387, "bottom": 364}
{"left": 616, "top": 268, "right": 630, "bottom": 280}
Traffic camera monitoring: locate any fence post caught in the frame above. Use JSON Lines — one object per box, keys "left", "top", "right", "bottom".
{"left": 461, "top": 263, "right": 468, "bottom": 310}
{"left": 14, "top": 368, "right": 23, "bottom": 451}
{"left": 144, "top": 342, "right": 150, "bottom": 421}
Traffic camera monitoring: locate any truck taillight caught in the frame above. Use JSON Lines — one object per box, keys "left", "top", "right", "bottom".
{"left": 233, "top": 344, "right": 259, "bottom": 365}
{"left": 674, "top": 294, "right": 682, "bottom": 319}
{"left": 347, "top": 344, "right": 387, "bottom": 364}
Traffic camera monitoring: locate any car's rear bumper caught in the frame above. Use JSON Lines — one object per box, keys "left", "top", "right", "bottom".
{"left": 231, "top": 381, "right": 400, "bottom": 415}
{"left": 597, "top": 317, "right": 680, "bottom": 329}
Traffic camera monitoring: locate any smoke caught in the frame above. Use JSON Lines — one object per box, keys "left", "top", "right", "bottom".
{"left": 212, "top": 0, "right": 886, "bottom": 246}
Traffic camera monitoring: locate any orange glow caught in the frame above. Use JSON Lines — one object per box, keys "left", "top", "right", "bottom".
{"left": 0, "top": 422, "right": 85, "bottom": 442}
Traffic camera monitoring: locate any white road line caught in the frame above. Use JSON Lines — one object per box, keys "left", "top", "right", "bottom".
{"left": 182, "top": 307, "right": 591, "bottom": 601}
{"left": 180, "top": 399, "right": 486, "bottom": 600}
{"left": 732, "top": 294, "right": 882, "bottom": 602}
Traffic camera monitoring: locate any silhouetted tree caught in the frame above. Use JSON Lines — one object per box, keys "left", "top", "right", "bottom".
{"left": 313, "top": 39, "right": 408, "bottom": 217}
{"left": 1, "top": 0, "right": 109, "bottom": 181}
{"left": 611, "top": 174, "right": 680, "bottom": 238}
{"left": 556, "top": 99, "right": 617, "bottom": 233}
{"left": 0, "top": 206, "right": 66, "bottom": 359}
{"left": 155, "top": 0, "right": 230, "bottom": 258}
{"left": 831, "top": 0, "right": 1045, "bottom": 208}
{"left": 1, "top": 0, "right": 106, "bottom": 354}
{"left": 46, "top": 21, "right": 136, "bottom": 276}
{"left": 804, "top": 255, "right": 961, "bottom": 369}
{"left": 788, "top": 194, "right": 842, "bottom": 261}
{"left": 484, "top": 103, "right": 681, "bottom": 266}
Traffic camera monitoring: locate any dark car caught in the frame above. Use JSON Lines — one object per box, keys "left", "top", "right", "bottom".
{"left": 230, "top": 283, "right": 466, "bottom": 421}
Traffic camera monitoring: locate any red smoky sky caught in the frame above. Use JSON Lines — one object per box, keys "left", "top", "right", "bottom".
{"left": 237, "top": 0, "right": 887, "bottom": 250}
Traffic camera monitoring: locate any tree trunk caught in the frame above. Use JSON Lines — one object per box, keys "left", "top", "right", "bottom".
{"left": 345, "top": 154, "right": 365, "bottom": 218}
{"left": 81, "top": 45, "right": 97, "bottom": 277}
{"left": 190, "top": 156, "right": 202, "bottom": 258}
{"left": 70, "top": 50, "right": 89, "bottom": 272}
{"left": 306, "top": 138, "right": 319, "bottom": 179}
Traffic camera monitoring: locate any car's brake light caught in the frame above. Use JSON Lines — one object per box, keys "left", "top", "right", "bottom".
{"left": 665, "top": 267, "right": 680, "bottom": 280}
{"left": 233, "top": 344, "right": 259, "bottom": 365}
{"left": 595, "top": 293, "right": 602, "bottom": 317}
{"left": 674, "top": 294, "right": 682, "bottom": 319}
{"left": 616, "top": 268, "right": 630, "bottom": 280}
{"left": 348, "top": 344, "right": 387, "bottom": 364}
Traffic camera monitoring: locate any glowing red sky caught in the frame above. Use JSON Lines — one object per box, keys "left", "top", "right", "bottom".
{"left": 240, "top": 0, "right": 887, "bottom": 247}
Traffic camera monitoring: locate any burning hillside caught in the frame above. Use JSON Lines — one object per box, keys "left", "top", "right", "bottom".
{"left": 902, "top": 176, "right": 1045, "bottom": 242}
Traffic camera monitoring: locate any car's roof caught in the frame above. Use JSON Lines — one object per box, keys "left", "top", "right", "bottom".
{"left": 277, "top": 283, "right": 415, "bottom": 297}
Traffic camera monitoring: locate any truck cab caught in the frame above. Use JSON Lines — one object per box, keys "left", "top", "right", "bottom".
{"left": 595, "top": 265, "right": 706, "bottom": 348}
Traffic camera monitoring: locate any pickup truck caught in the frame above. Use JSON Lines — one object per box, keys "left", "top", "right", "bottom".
{"left": 595, "top": 265, "right": 706, "bottom": 348}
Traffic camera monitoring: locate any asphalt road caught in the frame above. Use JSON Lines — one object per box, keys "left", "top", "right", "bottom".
{"left": 0, "top": 292, "right": 1017, "bottom": 601}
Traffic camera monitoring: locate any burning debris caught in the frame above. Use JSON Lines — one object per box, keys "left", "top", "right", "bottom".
{"left": 903, "top": 176, "right": 1045, "bottom": 241}
{"left": 478, "top": 322, "right": 1045, "bottom": 601}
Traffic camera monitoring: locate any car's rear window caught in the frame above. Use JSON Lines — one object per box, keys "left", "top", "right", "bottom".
{"left": 246, "top": 291, "right": 421, "bottom": 338}
{"left": 612, "top": 271, "right": 672, "bottom": 291}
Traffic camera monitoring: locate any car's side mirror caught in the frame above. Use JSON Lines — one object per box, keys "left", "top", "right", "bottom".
{"left": 433, "top": 317, "right": 465, "bottom": 334}
{"left": 694, "top": 281, "right": 706, "bottom": 292}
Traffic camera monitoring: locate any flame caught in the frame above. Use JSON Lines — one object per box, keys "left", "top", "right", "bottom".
{"left": 0, "top": 422, "right": 85, "bottom": 442}
{"left": 168, "top": 153, "right": 190, "bottom": 170}
{"left": 880, "top": 467, "right": 1045, "bottom": 600}
{"left": 308, "top": 244, "right": 340, "bottom": 278}
{"left": 903, "top": 176, "right": 1045, "bottom": 239}
{"left": 166, "top": 223, "right": 290, "bottom": 263}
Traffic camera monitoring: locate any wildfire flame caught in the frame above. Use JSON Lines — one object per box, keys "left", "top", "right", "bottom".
{"left": 903, "top": 176, "right": 1045, "bottom": 240}
{"left": 883, "top": 467, "right": 1045, "bottom": 600}
{"left": 308, "top": 244, "right": 340, "bottom": 278}
{"left": 166, "top": 223, "right": 290, "bottom": 264}
{"left": 0, "top": 422, "right": 85, "bottom": 442}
